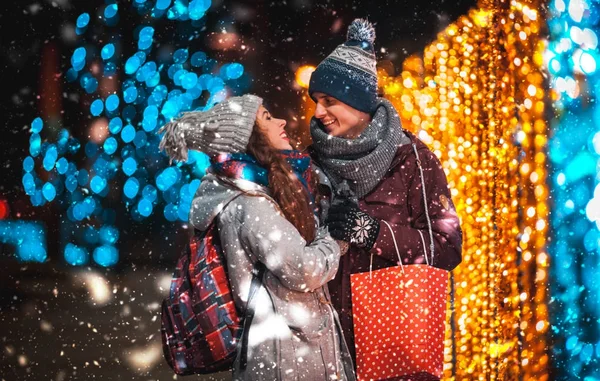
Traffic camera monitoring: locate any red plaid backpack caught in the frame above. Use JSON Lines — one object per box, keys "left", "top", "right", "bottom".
{"left": 160, "top": 202, "right": 264, "bottom": 375}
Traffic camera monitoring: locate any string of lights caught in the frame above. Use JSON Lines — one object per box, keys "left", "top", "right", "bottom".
{"left": 546, "top": 0, "right": 600, "bottom": 378}
{"left": 17, "top": 0, "right": 600, "bottom": 377}
{"left": 379, "top": 1, "right": 550, "bottom": 377}
{"left": 298, "top": 0, "right": 551, "bottom": 378}
{"left": 21, "top": 0, "right": 244, "bottom": 266}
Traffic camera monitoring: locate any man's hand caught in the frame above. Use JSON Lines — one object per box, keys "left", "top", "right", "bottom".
{"left": 325, "top": 199, "right": 380, "bottom": 250}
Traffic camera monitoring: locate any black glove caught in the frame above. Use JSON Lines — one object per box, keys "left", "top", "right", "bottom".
{"left": 325, "top": 199, "right": 380, "bottom": 250}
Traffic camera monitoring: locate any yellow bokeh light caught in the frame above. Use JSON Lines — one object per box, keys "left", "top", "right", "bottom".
{"left": 295, "top": 65, "right": 316, "bottom": 89}
{"left": 299, "top": 0, "right": 548, "bottom": 379}
{"left": 376, "top": 1, "right": 549, "bottom": 379}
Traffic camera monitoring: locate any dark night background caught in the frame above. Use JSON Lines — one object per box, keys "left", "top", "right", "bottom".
{"left": 0, "top": 0, "right": 476, "bottom": 380}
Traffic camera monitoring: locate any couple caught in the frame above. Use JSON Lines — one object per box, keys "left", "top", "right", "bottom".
{"left": 160, "top": 19, "right": 462, "bottom": 381}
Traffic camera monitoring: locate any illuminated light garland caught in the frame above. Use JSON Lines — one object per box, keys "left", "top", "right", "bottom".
{"left": 379, "top": 1, "right": 550, "bottom": 378}
{"left": 546, "top": 0, "right": 600, "bottom": 378}
{"left": 21, "top": 0, "right": 246, "bottom": 266}
{"left": 296, "top": 65, "right": 316, "bottom": 89}
{"left": 303, "top": 0, "right": 550, "bottom": 378}
{"left": 0, "top": 221, "right": 47, "bottom": 262}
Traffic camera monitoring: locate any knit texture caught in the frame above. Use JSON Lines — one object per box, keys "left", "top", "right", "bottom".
{"left": 159, "top": 94, "right": 263, "bottom": 162}
{"left": 309, "top": 19, "right": 378, "bottom": 113}
{"left": 310, "top": 98, "right": 411, "bottom": 198}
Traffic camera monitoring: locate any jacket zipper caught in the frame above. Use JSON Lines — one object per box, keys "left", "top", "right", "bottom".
{"left": 319, "top": 285, "right": 342, "bottom": 380}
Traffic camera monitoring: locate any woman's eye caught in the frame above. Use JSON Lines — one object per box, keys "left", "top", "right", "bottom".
{"left": 266, "top": 116, "right": 272, "bottom": 120}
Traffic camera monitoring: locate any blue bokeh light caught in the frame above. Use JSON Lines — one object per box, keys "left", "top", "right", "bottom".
{"left": 22, "top": 0, "right": 243, "bottom": 267}
{"left": 101, "top": 43, "right": 116, "bottom": 60}
{"left": 80, "top": 73, "right": 98, "bottom": 94}
{"left": 137, "top": 198, "right": 153, "bottom": 217}
{"left": 99, "top": 225, "right": 119, "bottom": 245}
{"left": 56, "top": 157, "right": 68, "bottom": 174}
{"left": 93, "top": 245, "right": 119, "bottom": 267}
{"left": 122, "top": 157, "right": 138, "bottom": 176}
{"left": 23, "top": 156, "right": 34, "bottom": 172}
{"left": 76, "top": 13, "right": 90, "bottom": 28}
{"left": 31, "top": 117, "right": 43, "bottom": 133}
{"left": 105, "top": 94, "right": 120, "bottom": 112}
{"left": 109, "top": 117, "right": 123, "bottom": 134}
{"left": 64, "top": 243, "right": 89, "bottom": 265}
{"left": 191, "top": 51, "right": 207, "bottom": 67}
{"left": 103, "top": 137, "right": 118, "bottom": 155}
{"left": 123, "top": 86, "right": 138, "bottom": 103}
{"left": 42, "top": 183, "right": 56, "bottom": 201}
{"left": 124, "top": 177, "right": 140, "bottom": 199}
{"left": 142, "top": 184, "right": 157, "bottom": 202}
{"left": 90, "top": 176, "right": 107, "bottom": 194}
{"left": 91, "top": 99, "right": 104, "bottom": 116}
{"left": 189, "top": 0, "right": 210, "bottom": 20}
{"left": 121, "top": 124, "right": 136, "bottom": 143}
{"left": 547, "top": 0, "right": 600, "bottom": 378}
{"left": 104, "top": 4, "right": 119, "bottom": 19}
{"left": 0, "top": 221, "right": 47, "bottom": 262}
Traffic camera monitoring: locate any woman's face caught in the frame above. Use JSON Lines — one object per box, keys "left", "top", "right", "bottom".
{"left": 312, "top": 92, "right": 371, "bottom": 139}
{"left": 255, "top": 105, "right": 293, "bottom": 150}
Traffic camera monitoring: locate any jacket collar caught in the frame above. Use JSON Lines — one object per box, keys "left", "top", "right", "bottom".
{"left": 307, "top": 129, "right": 431, "bottom": 190}
{"left": 389, "top": 129, "right": 431, "bottom": 170}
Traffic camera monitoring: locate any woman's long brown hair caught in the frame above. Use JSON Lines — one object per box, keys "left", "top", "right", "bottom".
{"left": 246, "top": 123, "right": 318, "bottom": 243}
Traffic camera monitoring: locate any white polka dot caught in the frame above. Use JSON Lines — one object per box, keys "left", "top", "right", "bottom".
{"left": 351, "top": 265, "right": 449, "bottom": 379}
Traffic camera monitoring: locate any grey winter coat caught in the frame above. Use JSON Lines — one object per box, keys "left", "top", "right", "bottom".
{"left": 189, "top": 173, "right": 356, "bottom": 381}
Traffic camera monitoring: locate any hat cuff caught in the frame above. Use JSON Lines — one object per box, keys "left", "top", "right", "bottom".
{"left": 179, "top": 94, "right": 263, "bottom": 157}
{"left": 309, "top": 68, "right": 377, "bottom": 113}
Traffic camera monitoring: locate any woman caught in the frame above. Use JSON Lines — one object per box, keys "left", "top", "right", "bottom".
{"left": 159, "top": 94, "right": 355, "bottom": 381}
{"left": 307, "top": 18, "right": 463, "bottom": 373}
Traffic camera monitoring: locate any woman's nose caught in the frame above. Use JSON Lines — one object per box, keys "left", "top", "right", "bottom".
{"left": 279, "top": 118, "right": 287, "bottom": 128}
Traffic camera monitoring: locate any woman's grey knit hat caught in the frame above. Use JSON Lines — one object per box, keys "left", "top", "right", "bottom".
{"left": 158, "top": 94, "right": 263, "bottom": 162}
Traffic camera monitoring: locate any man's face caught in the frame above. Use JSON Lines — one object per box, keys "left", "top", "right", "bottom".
{"left": 312, "top": 92, "right": 370, "bottom": 139}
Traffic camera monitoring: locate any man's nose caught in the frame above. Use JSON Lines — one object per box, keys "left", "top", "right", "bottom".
{"left": 315, "top": 103, "right": 326, "bottom": 118}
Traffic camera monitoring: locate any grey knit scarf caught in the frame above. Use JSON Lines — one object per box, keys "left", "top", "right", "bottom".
{"left": 310, "top": 98, "right": 410, "bottom": 198}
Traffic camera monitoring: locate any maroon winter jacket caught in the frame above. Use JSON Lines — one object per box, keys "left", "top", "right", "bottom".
{"left": 314, "top": 130, "right": 463, "bottom": 371}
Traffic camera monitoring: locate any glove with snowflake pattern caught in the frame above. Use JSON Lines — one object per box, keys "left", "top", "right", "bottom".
{"left": 325, "top": 199, "right": 380, "bottom": 250}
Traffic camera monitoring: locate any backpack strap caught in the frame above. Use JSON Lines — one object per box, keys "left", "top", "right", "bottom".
{"left": 239, "top": 262, "right": 266, "bottom": 371}
{"left": 212, "top": 191, "right": 267, "bottom": 371}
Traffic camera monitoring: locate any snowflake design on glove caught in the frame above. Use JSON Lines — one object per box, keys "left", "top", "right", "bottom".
{"left": 325, "top": 202, "right": 380, "bottom": 250}
{"left": 352, "top": 214, "right": 373, "bottom": 244}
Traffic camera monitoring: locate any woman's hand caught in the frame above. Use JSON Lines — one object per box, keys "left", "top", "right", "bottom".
{"left": 335, "top": 239, "right": 350, "bottom": 256}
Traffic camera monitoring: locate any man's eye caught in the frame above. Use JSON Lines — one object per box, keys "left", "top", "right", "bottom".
{"left": 266, "top": 116, "right": 272, "bottom": 120}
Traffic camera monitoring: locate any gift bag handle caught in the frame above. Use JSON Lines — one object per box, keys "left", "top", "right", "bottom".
{"left": 412, "top": 143, "right": 435, "bottom": 265}
{"left": 369, "top": 143, "right": 436, "bottom": 279}
{"left": 372, "top": 222, "right": 430, "bottom": 278}
{"left": 380, "top": 220, "right": 405, "bottom": 273}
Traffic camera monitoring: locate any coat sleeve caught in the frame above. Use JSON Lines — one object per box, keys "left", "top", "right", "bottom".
{"left": 369, "top": 148, "right": 463, "bottom": 271}
{"left": 234, "top": 195, "right": 341, "bottom": 292}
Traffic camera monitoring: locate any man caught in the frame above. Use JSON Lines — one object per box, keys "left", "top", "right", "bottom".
{"left": 307, "top": 18, "right": 463, "bottom": 372}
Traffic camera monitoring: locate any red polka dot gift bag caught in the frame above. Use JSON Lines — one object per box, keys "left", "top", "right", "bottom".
{"left": 351, "top": 221, "right": 449, "bottom": 381}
